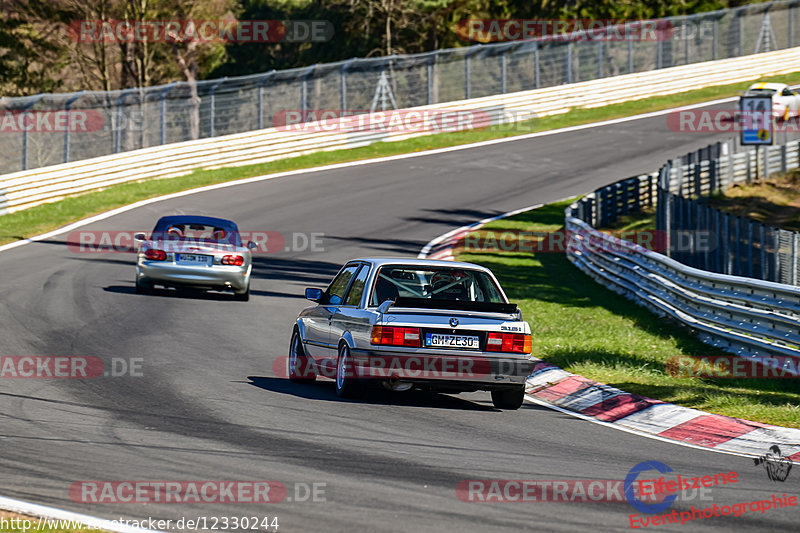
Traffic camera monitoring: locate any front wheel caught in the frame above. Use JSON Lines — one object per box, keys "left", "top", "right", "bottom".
{"left": 335, "top": 344, "right": 362, "bottom": 398}
{"left": 491, "top": 386, "right": 525, "bottom": 410}
{"left": 288, "top": 330, "right": 316, "bottom": 383}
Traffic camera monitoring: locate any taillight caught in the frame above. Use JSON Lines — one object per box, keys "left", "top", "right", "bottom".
{"left": 222, "top": 255, "right": 244, "bottom": 266}
{"left": 486, "top": 332, "right": 532, "bottom": 354}
{"left": 371, "top": 326, "right": 421, "bottom": 348}
{"left": 144, "top": 249, "right": 167, "bottom": 261}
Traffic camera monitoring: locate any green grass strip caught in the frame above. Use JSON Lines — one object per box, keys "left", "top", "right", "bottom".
{"left": 4, "top": 73, "right": 800, "bottom": 244}
{"left": 457, "top": 199, "right": 800, "bottom": 429}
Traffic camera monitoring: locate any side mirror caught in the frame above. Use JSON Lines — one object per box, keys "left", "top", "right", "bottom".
{"left": 305, "top": 288, "right": 323, "bottom": 302}
{"left": 247, "top": 241, "right": 258, "bottom": 250}
{"left": 133, "top": 233, "right": 147, "bottom": 241}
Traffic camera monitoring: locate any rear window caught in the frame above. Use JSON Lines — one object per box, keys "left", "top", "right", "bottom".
{"left": 370, "top": 266, "right": 505, "bottom": 305}
{"left": 745, "top": 88, "right": 776, "bottom": 96}
{"left": 151, "top": 220, "right": 241, "bottom": 246}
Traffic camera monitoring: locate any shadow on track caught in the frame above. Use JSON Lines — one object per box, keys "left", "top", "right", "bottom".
{"left": 246, "top": 376, "right": 505, "bottom": 411}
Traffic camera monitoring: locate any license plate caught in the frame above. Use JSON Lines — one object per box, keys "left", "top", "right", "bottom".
{"left": 426, "top": 333, "right": 480, "bottom": 349}
{"left": 176, "top": 253, "right": 212, "bottom": 265}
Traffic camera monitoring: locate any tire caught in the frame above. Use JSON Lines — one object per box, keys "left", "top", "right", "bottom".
{"left": 233, "top": 283, "right": 250, "bottom": 302}
{"left": 288, "top": 330, "right": 316, "bottom": 383}
{"left": 491, "top": 386, "right": 525, "bottom": 410}
{"left": 135, "top": 278, "right": 152, "bottom": 295}
{"left": 335, "top": 344, "right": 362, "bottom": 398}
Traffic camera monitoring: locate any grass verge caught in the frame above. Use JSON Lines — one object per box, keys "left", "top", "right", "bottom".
{"left": 5, "top": 74, "right": 800, "bottom": 245}
{"left": 456, "top": 198, "right": 800, "bottom": 428}
{"left": 707, "top": 169, "right": 800, "bottom": 231}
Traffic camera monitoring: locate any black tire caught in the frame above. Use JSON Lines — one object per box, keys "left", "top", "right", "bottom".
{"left": 288, "top": 330, "right": 316, "bottom": 383}
{"left": 135, "top": 278, "right": 152, "bottom": 295}
{"left": 491, "top": 386, "right": 525, "bottom": 410}
{"left": 335, "top": 344, "right": 362, "bottom": 398}
{"left": 233, "top": 283, "right": 250, "bottom": 302}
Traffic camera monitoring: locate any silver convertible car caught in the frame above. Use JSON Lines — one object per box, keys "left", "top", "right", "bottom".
{"left": 288, "top": 258, "right": 535, "bottom": 409}
{"left": 134, "top": 215, "right": 255, "bottom": 301}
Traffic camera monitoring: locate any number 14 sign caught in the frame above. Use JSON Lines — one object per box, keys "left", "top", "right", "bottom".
{"left": 740, "top": 96, "right": 774, "bottom": 145}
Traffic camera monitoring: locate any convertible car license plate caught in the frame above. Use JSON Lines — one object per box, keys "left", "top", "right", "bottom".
{"left": 176, "top": 253, "right": 212, "bottom": 265}
{"left": 426, "top": 333, "right": 480, "bottom": 349}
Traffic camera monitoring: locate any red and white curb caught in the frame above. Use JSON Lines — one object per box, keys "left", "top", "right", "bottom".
{"left": 420, "top": 205, "right": 800, "bottom": 463}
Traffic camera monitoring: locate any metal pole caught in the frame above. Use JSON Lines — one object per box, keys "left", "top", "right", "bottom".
{"left": 339, "top": 60, "right": 354, "bottom": 113}
{"left": 257, "top": 70, "right": 275, "bottom": 130}
{"left": 790, "top": 7, "right": 794, "bottom": 48}
{"left": 114, "top": 89, "right": 134, "bottom": 153}
{"left": 63, "top": 91, "right": 84, "bottom": 164}
{"left": 300, "top": 65, "right": 315, "bottom": 119}
{"left": 747, "top": 220, "right": 754, "bottom": 277}
{"left": 597, "top": 41, "right": 603, "bottom": 78}
{"left": 566, "top": 42, "right": 573, "bottom": 83}
{"left": 20, "top": 95, "right": 44, "bottom": 171}
{"left": 427, "top": 54, "right": 435, "bottom": 105}
{"left": 501, "top": 48, "right": 507, "bottom": 93}
{"left": 738, "top": 14, "right": 743, "bottom": 57}
{"left": 793, "top": 233, "right": 799, "bottom": 285}
{"left": 465, "top": 53, "right": 471, "bottom": 99}
{"left": 208, "top": 78, "right": 227, "bottom": 138}
{"left": 760, "top": 224, "right": 767, "bottom": 280}
{"left": 628, "top": 40, "right": 633, "bottom": 73}
{"left": 158, "top": 82, "right": 176, "bottom": 145}
{"left": 684, "top": 20, "right": 690, "bottom": 64}
{"left": 657, "top": 40, "right": 663, "bottom": 69}
{"left": 712, "top": 18, "right": 718, "bottom": 60}
{"left": 534, "top": 42, "right": 540, "bottom": 88}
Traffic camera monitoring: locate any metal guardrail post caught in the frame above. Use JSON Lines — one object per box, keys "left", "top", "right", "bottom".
{"left": 208, "top": 78, "right": 227, "bottom": 138}
{"left": 427, "top": 54, "right": 436, "bottom": 105}
{"left": 114, "top": 89, "right": 134, "bottom": 153}
{"left": 501, "top": 48, "right": 507, "bottom": 93}
{"left": 566, "top": 42, "right": 573, "bottom": 83}
{"left": 62, "top": 91, "right": 84, "bottom": 164}
{"left": 20, "top": 95, "right": 44, "bottom": 171}
{"left": 157, "top": 82, "right": 176, "bottom": 145}
{"left": 257, "top": 70, "right": 276, "bottom": 130}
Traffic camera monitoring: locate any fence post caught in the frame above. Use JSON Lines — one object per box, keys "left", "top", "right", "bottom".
{"left": 684, "top": 20, "right": 690, "bottom": 64}
{"left": 114, "top": 89, "right": 134, "bottom": 154}
{"left": 712, "top": 17, "right": 718, "bottom": 60}
{"left": 734, "top": 216, "right": 742, "bottom": 276}
{"left": 628, "top": 40, "right": 633, "bottom": 73}
{"left": 747, "top": 220, "right": 754, "bottom": 278}
{"left": 760, "top": 224, "right": 767, "bottom": 280}
{"left": 62, "top": 91, "right": 84, "bottom": 164}
{"left": 657, "top": 40, "right": 663, "bottom": 69}
{"left": 465, "top": 51, "right": 472, "bottom": 99}
{"left": 597, "top": 41, "right": 603, "bottom": 78}
{"left": 338, "top": 60, "right": 355, "bottom": 112}
{"left": 208, "top": 78, "right": 226, "bottom": 139}
{"left": 793, "top": 233, "right": 799, "bottom": 285}
{"left": 738, "top": 13, "right": 744, "bottom": 57}
{"left": 723, "top": 213, "right": 731, "bottom": 275}
{"left": 257, "top": 70, "right": 276, "bottom": 130}
{"left": 715, "top": 208, "right": 722, "bottom": 273}
{"left": 533, "top": 42, "right": 540, "bottom": 89}
{"left": 566, "top": 42, "right": 573, "bottom": 83}
{"left": 790, "top": 5, "right": 794, "bottom": 48}
{"left": 427, "top": 54, "right": 435, "bottom": 105}
{"left": 157, "top": 82, "right": 176, "bottom": 145}
{"left": 500, "top": 48, "right": 507, "bottom": 93}
{"left": 20, "top": 95, "right": 44, "bottom": 171}
{"left": 300, "top": 66, "right": 315, "bottom": 118}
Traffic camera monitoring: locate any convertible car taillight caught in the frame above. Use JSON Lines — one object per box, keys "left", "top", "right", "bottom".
{"left": 371, "top": 326, "right": 421, "bottom": 347}
{"left": 222, "top": 255, "right": 244, "bottom": 266}
{"left": 144, "top": 249, "right": 167, "bottom": 261}
{"left": 486, "top": 332, "right": 532, "bottom": 354}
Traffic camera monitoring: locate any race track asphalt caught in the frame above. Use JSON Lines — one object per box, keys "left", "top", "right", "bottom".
{"left": 1, "top": 104, "right": 798, "bottom": 532}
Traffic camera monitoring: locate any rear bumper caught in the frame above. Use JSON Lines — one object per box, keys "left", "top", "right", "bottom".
{"left": 349, "top": 347, "right": 534, "bottom": 389}
{"left": 138, "top": 261, "right": 250, "bottom": 291}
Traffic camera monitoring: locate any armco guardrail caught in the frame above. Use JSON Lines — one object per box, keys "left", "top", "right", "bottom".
{"left": 4, "top": 47, "right": 800, "bottom": 216}
{"left": 4, "top": 0, "right": 798, "bottom": 174}
{"left": 565, "top": 151, "right": 800, "bottom": 365}
{"left": 565, "top": 214, "right": 800, "bottom": 365}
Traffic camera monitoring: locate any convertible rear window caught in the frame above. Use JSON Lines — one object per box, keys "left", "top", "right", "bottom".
{"left": 151, "top": 221, "right": 241, "bottom": 246}
{"left": 370, "top": 266, "right": 505, "bottom": 306}
{"left": 744, "top": 88, "right": 777, "bottom": 95}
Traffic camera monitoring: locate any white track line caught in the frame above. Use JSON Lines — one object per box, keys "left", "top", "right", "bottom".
{"left": 0, "top": 92, "right": 756, "bottom": 523}
{"left": 1, "top": 95, "right": 738, "bottom": 255}
{"left": 0, "top": 495, "right": 163, "bottom": 533}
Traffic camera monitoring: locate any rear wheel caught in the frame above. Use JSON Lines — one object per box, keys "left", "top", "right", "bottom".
{"left": 233, "top": 283, "right": 250, "bottom": 302}
{"left": 135, "top": 278, "right": 152, "bottom": 295}
{"left": 288, "top": 330, "right": 316, "bottom": 383}
{"left": 491, "top": 386, "right": 525, "bottom": 410}
{"left": 335, "top": 344, "right": 362, "bottom": 398}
